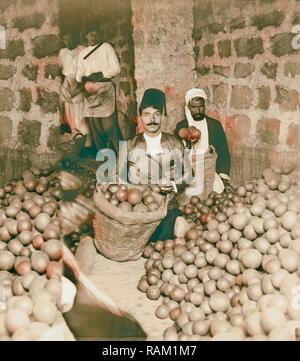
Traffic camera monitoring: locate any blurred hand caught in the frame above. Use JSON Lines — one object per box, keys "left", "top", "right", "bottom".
{"left": 58, "top": 171, "right": 82, "bottom": 190}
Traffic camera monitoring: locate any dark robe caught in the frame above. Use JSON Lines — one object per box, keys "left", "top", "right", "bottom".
{"left": 175, "top": 116, "right": 231, "bottom": 178}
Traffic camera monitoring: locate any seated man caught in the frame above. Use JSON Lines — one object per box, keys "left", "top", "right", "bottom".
{"left": 113, "top": 89, "right": 191, "bottom": 241}
{"left": 175, "top": 88, "right": 231, "bottom": 195}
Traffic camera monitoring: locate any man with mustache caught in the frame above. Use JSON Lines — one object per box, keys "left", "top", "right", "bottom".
{"left": 125, "top": 88, "right": 191, "bottom": 241}
{"left": 175, "top": 88, "right": 231, "bottom": 195}
{"left": 127, "top": 88, "right": 185, "bottom": 191}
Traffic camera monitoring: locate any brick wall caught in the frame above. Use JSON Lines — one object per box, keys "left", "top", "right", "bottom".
{"left": 1, "top": 0, "right": 299, "bottom": 170}
{"left": 0, "top": 0, "right": 61, "bottom": 155}
{"left": 0, "top": 0, "right": 136, "bottom": 157}
{"left": 131, "top": 0, "right": 196, "bottom": 133}
{"left": 193, "top": 0, "right": 300, "bottom": 153}
{"left": 58, "top": 0, "right": 137, "bottom": 140}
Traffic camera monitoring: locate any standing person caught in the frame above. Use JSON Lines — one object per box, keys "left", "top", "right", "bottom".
{"left": 58, "top": 34, "right": 88, "bottom": 137}
{"left": 76, "top": 25, "right": 123, "bottom": 157}
{"left": 175, "top": 88, "right": 231, "bottom": 194}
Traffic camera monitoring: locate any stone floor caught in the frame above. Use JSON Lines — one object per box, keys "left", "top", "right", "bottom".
{"left": 90, "top": 253, "right": 173, "bottom": 341}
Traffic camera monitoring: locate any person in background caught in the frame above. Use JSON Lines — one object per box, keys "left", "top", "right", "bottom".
{"left": 58, "top": 33, "right": 88, "bottom": 138}
{"left": 76, "top": 25, "right": 123, "bottom": 157}
{"left": 175, "top": 88, "right": 231, "bottom": 194}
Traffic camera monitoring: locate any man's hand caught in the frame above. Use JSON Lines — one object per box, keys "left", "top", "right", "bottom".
{"left": 222, "top": 178, "right": 235, "bottom": 191}
{"left": 159, "top": 185, "right": 174, "bottom": 194}
{"left": 191, "top": 137, "right": 200, "bottom": 145}
{"left": 81, "top": 76, "right": 88, "bottom": 84}
{"left": 158, "top": 179, "right": 177, "bottom": 194}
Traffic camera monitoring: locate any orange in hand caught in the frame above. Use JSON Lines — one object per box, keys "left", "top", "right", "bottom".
{"left": 178, "top": 127, "right": 201, "bottom": 142}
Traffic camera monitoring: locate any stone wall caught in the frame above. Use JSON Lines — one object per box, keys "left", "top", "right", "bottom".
{"left": 58, "top": 0, "right": 137, "bottom": 140}
{"left": 0, "top": 0, "right": 136, "bottom": 157}
{"left": 0, "top": 0, "right": 61, "bottom": 154}
{"left": 193, "top": 0, "right": 300, "bottom": 153}
{"left": 131, "top": 0, "right": 196, "bottom": 133}
{"left": 1, "top": 0, "right": 299, "bottom": 168}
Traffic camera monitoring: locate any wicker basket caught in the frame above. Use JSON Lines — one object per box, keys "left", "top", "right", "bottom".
{"left": 93, "top": 186, "right": 169, "bottom": 262}
{"left": 0, "top": 146, "right": 64, "bottom": 186}
{"left": 0, "top": 148, "right": 31, "bottom": 186}
{"left": 229, "top": 144, "right": 299, "bottom": 187}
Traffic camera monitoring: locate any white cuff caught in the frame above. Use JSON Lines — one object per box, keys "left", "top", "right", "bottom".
{"left": 170, "top": 181, "right": 178, "bottom": 193}
{"left": 219, "top": 173, "right": 230, "bottom": 181}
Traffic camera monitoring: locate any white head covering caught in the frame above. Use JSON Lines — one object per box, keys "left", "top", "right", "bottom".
{"left": 185, "top": 88, "right": 208, "bottom": 105}
{"left": 185, "top": 88, "right": 208, "bottom": 122}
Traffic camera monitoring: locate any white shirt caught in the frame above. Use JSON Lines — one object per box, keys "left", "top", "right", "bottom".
{"left": 142, "top": 133, "right": 177, "bottom": 192}
{"left": 185, "top": 116, "right": 225, "bottom": 195}
{"left": 76, "top": 42, "right": 120, "bottom": 82}
{"left": 59, "top": 46, "right": 85, "bottom": 78}
{"left": 143, "top": 133, "right": 163, "bottom": 156}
